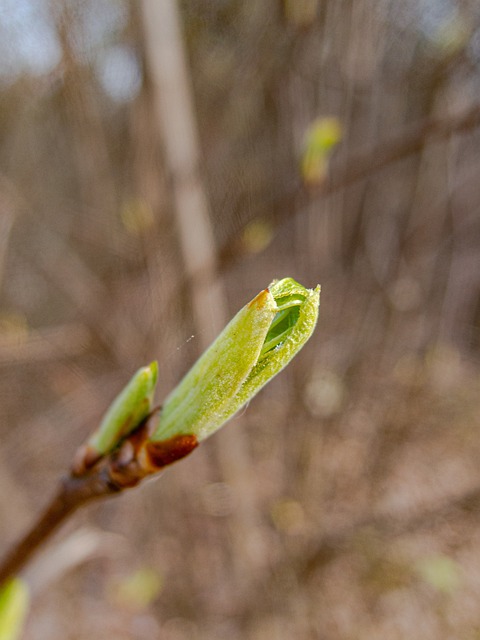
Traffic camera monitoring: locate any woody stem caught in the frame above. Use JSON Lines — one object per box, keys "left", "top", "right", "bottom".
{"left": 0, "top": 467, "right": 120, "bottom": 587}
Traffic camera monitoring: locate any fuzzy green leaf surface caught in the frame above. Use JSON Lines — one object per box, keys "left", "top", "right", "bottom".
{"left": 152, "top": 278, "right": 320, "bottom": 443}
{"left": 152, "top": 289, "right": 277, "bottom": 442}
{"left": 87, "top": 361, "right": 158, "bottom": 456}
{"left": 0, "top": 579, "right": 29, "bottom": 640}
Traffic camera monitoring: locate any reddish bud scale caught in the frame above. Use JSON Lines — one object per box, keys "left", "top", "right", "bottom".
{"left": 107, "top": 416, "right": 198, "bottom": 488}
{"left": 145, "top": 435, "right": 198, "bottom": 469}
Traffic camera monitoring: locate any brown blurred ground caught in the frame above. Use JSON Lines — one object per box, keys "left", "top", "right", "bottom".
{"left": 1, "top": 1, "right": 480, "bottom": 638}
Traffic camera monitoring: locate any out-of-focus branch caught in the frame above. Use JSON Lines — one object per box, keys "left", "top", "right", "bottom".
{"left": 300, "top": 484, "right": 480, "bottom": 581}
{"left": 23, "top": 527, "right": 127, "bottom": 596}
{"left": 140, "top": 0, "right": 227, "bottom": 345}
{"left": 0, "top": 178, "right": 17, "bottom": 293}
{"left": 53, "top": 0, "right": 118, "bottom": 238}
{"left": 235, "top": 482, "right": 480, "bottom": 622}
{"left": 217, "top": 101, "right": 480, "bottom": 268}
{"left": 0, "top": 323, "right": 90, "bottom": 365}
{"left": 328, "top": 101, "right": 480, "bottom": 192}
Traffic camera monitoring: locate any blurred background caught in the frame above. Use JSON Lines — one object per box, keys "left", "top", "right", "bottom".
{"left": 1, "top": 0, "right": 480, "bottom": 638}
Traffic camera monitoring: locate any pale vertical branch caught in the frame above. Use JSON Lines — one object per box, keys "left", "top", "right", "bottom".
{"left": 140, "top": 0, "right": 266, "bottom": 578}
{"left": 140, "top": 0, "right": 226, "bottom": 344}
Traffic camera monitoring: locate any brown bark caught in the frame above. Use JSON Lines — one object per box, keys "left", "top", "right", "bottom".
{"left": 0, "top": 468, "right": 120, "bottom": 586}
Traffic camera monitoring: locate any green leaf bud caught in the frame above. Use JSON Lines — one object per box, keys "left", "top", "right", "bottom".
{"left": 73, "top": 362, "right": 158, "bottom": 474}
{"left": 151, "top": 278, "right": 320, "bottom": 444}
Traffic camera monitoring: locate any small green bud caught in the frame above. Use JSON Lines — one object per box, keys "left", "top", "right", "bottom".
{"left": 151, "top": 278, "right": 320, "bottom": 443}
{"left": 73, "top": 362, "right": 158, "bottom": 474}
{"left": 90, "top": 361, "right": 158, "bottom": 456}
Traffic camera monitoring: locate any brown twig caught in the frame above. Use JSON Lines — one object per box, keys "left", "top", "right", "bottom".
{"left": 0, "top": 417, "right": 198, "bottom": 588}
{"left": 0, "top": 467, "right": 120, "bottom": 586}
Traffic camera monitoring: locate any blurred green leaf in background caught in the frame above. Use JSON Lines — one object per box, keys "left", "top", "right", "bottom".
{"left": 0, "top": 578, "right": 29, "bottom": 640}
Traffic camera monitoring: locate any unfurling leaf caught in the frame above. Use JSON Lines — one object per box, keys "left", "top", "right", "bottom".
{"left": 151, "top": 278, "right": 320, "bottom": 443}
